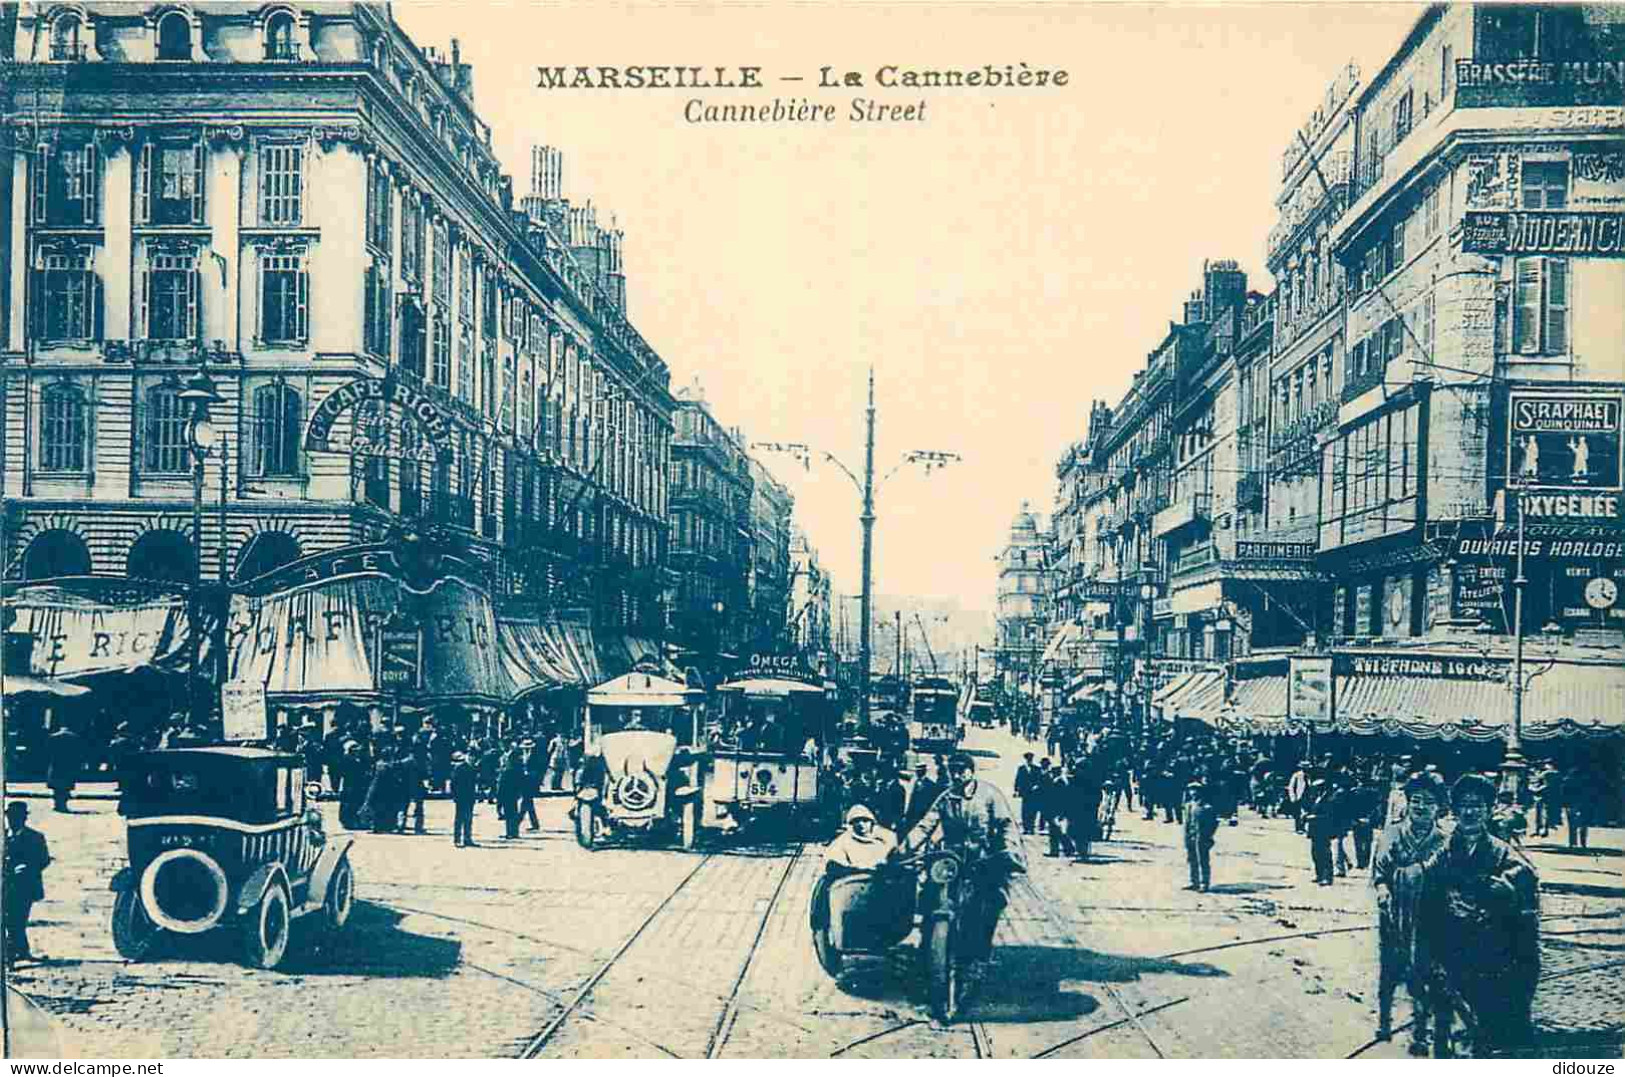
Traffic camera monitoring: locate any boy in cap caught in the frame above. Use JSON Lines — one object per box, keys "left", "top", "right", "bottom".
{"left": 1183, "top": 775, "right": 1219, "bottom": 891}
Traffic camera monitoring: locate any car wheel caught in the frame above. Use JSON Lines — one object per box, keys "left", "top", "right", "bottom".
{"left": 111, "top": 888, "right": 160, "bottom": 962}
{"left": 241, "top": 879, "right": 292, "bottom": 971}
{"left": 323, "top": 855, "right": 355, "bottom": 932}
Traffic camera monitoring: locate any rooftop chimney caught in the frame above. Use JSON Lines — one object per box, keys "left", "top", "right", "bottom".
{"left": 1182, "top": 290, "right": 1205, "bottom": 325}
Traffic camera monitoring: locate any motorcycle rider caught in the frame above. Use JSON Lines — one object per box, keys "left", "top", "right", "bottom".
{"left": 901, "top": 751, "right": 1027, "bottom": 989}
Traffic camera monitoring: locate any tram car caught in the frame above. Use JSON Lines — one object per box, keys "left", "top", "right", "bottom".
{"left": 574, "top": 671, "right": 708, "bottom": 850}
{"left": 907, "top": 675, "right": 964, "bottom": 754}
{"left": 108, "top": 747, "right": 356, "bottom": 970}
{"left": 703, "top": 672, "right": 835, "bottom": 838}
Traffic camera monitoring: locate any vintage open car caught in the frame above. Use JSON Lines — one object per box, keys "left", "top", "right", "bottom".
{"left": 703, "top": 676, "right": 835, "bottom": 838}
{"left": 109, "top": 747, "right": 355, "bottom": 970}
{"left": 574, "top": 672, "right": 708, "bottom": 850}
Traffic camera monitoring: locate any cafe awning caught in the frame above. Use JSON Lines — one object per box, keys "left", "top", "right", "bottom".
{"left": 1152, "top": 670, "right": 1197, "bottom": 705}
{"left": 496, "top": 618, "right": 585, "bottom": 694}
{"left": 1068, "top": 681, "right": 1107, "bottom": 705}
{"left": 1186, "top": 675, "right": 1288, "bottom": 732}
{"left": 4, "top": 583, "right": 192, "bottom": 680}
{"left": 1041, "top": 623, "right": 1080, "bottom": 665}
{"left": 1332, "top": 660, "right": 1624, "bottom": 741}
{"left": 1170, "top": 671, "right": 1225, "bottom": 716}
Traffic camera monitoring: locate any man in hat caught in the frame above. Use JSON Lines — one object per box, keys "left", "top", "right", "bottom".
{"left": 3, "top": 802, "right": 51, "bottom": 966}
{"left": 517, "top": 739, "right": 542, "bottom": 832}
{"left": 338, "top": 739, "right": 369, "bottom": 830}
{"left": 1287, "top": 760, "right": 1311, "bottom": 833}
{"left": 449, "top": 750, "right": 479, "bottom": 847}
{"left": 901, "top": 753, "right": 1025, "bottom": 987}
{"left": 496, "top": 746, "right": 528, "bottom": 839}
{"left": 45, "top": 722, "right": 83, "bottom": 812}
{"left": 1304, "top": 773, "right": 1337, "bottom": 885}
{"left": 1370, "top": 771, "right": 1448, "bottom": 1053}
{"left": 824, "top": 804, "right": 898, "bottom": 873}
{"left": 1013, "top": 752, "right": 1040, "bottom": 835}
{"left": 900, "top": 760, "right": 942, "bottom": 837}
{"left": 1418, "top": 773, "right": 1540, "bottom": 1057}
{"left": 1183, "top": 775, "right": 1219, "bottom": 891}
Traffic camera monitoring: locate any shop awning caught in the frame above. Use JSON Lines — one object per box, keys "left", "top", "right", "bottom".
{"left": 1041, "top": 623, "right": 1080, "bottom": 665}
{"left": 556, "top": 622, "right": 605, "bottom": 686}
{"left": 1152, "top": 671, "right": 1198, "bottom": 705}
{"left": 1332, "top": 660, "right": 1624, "bottom": 741}
{"left": 224, "top": 573, "right": 510, "bottom": 702}
{"left": 1068, "top": 682, "right": 1107, "bottom": 704}
{"left": 496, "top": 618, "right": 585, "bottom": 694}
{"left": 2, "top": 673, "right": 91, "bottom": 698}
{"left": 4, "top": 584, "right": 192, "bottom": 679}
{"left": 1171, "top": 671, "right": 1225, "bottom": 716}
{"left": 1186, "top": 675, "right": 1288, "bottom": 732}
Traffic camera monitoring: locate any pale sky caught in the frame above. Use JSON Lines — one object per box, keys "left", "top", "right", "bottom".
{"left": 393, "top": 1, "right": 1427, "bottom": 614}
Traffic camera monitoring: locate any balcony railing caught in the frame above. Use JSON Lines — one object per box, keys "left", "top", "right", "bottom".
{"left": 50, "top": 41, "right": 88, "bottom": 61}
{"left": 1172, "top": 542, "right": 1220, "bottom": 577}
{"left": 264, "top": 41, "right": 299, "bottom": 61}
{"left": 1238, "top": 469, "right": 1264, "bottom": 510}
{"left": 1269, "top": 399, "right": 1338, "bottom": 456}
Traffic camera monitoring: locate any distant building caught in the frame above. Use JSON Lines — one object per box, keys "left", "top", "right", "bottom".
{"left": 994, "top": 503, "right": 1050, "bottom": 693}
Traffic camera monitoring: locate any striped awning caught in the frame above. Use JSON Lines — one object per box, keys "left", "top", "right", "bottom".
{"left": 1156, "top": 670, "right": 1223, "bottom": 716}
{"left": 1152, "top": 671, "right": 1197, "bottom": 704}
{"left": 1171, "top": 671, "right": 1226, "bottom": 717}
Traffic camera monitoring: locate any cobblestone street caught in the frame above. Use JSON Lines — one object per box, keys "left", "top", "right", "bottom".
{"left": 7, "top": 727, "right": 1621, "bottom": 1058}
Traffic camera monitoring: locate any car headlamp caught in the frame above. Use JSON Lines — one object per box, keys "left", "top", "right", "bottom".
{"left": 929, "top": 858, "right": 959, "bottom": 884}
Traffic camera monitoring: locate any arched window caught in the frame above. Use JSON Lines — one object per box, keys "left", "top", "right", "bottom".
{"left": 51, "top": 13, "right": 84, "bottom": 61}
{"left": 22, "top": 529, "right": 92, "bottom": 580}
{"left": 234, "top": 530, "right": 301, "bottom": 583}
{"left": 143, "top": 383, "right": 190, "bottom": 473}
{"left": 250, "top": 381, "right": 302, "bottom": 477}
{"left": 39, "top": 382, "right": 88, "bottom": 472}
{"left": 156, "top": 11, "right": 191, "bottom": 61}
{"left": 127, "top": 529, "right": 194, "bottom": 584}
{"left": 264, "top": 10, "right": 296, "bottom": 60}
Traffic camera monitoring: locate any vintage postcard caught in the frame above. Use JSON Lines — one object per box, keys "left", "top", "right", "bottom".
{"left": 1, "top": 0, "right": 1621, "bottom": 1062}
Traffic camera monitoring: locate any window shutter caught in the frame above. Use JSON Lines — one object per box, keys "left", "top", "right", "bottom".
{"left": 1512, "top": 258, "right": 1541, "bottom": 354}
{"left": 29, "top": 268, "right": 45, "bottom": 339}
{"left": 190, "top": 142, "right": 205, "bottom": 223}
{"left": 135, "top": 144, "right": 152, "bottom": 225}
{"left": 83, "top": 143, "right": 99, "bottom": 225}
{"left": 31, "top": 147, "right": 46, "bottom": 223}
{"left": 91, "top": 270, "right": 104, "bottom": 341}
{"left": 139, "top": 262, "right": 151, "bottom": 339}
{"left": 1544, "top": 258, "right": 1568, "bottom": 355}
{"left": 185, "top": 263, "right": 199, "bottom": 340}
{"left": 296, "top": 262, "right": 309, "bottom": 342}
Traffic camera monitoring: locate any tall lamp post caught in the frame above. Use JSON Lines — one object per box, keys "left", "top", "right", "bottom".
{"left": 179, "top": 369, "right": 222, "bottom": 728}
{"left": 755, "top": 366, "right": 960, "bottom": 728}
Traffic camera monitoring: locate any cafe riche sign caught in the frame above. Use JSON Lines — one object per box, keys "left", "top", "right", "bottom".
{"left": 305, "top": 375, "right": 457, "bottom": 454}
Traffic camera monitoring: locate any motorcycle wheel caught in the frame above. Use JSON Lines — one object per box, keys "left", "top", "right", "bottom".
{"left": 924, "top": 918, "right": 957, "bottom": 1023}
{"left": 574, "top": 802, "right": 598, "bottom": 850}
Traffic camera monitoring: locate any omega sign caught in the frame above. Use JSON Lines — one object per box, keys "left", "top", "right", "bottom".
{"left": 1508, "top": 389, "right": 1624, "bottom": 522}
{"left": 305, "top": 377, "right": 456, "bottom": 453}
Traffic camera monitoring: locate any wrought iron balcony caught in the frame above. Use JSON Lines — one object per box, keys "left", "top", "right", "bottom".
{"left": 1341, "top": 361, "right": 1386, "bottom": 405}
{"left": 50, "top": 41, "right": 88, "bottom": 61}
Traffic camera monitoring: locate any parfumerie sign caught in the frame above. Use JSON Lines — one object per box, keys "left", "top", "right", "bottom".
{"left": 1235, "top": 541, "right": 1316, "bottom": 561}
{"left": 306, "top": 376, "right": 456, "bottom": 453}
{"left": 1462, "top": 210, "right": 1625, "bottom": 256}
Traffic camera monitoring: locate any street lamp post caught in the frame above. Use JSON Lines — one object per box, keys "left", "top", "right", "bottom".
{"left": 754, "top": 366, "right": 960, "bottom": 729}
{"left": 1504, "top": 481, "right": 1530, "bottom": 798}
{"left": 179, "top": 369, "right": 223, "bottom": 728}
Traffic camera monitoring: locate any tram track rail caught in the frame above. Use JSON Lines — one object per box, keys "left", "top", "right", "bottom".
{"left": 705, "top": 845, "right": 806, "bottom": 1058}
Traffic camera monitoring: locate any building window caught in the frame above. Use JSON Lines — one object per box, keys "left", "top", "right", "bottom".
{"left": 457, "top": 326, "right": 473, "bottom": 402}
{"left": 1521, "top": 161, "right": 1568, "bottom": 210}
{"left": 365, "top": 162, "right": 392, "bottom": 252}
{"left": 432, "top": 222, "right": 450, "bottom": 306}
{"left": 258, "top": 249, "right": 308, "bottom": 345}
{"left": 400, "top": 196, "right": 423, "bottom": 283}
{"left": 50, "top": 12, "right": 86, "bottom": 61}
{"left": 458, "top": 249, "right": 474, "bottom": 322}
{"left": 32, "top": 143, "right": 99, "bottom": 225}
{"left": 1392, "top": 88, "right": 1413, "bottom": 146}
{"left": 39, "top": 382, "right": 88, "bottom": 472}
{"left": 399, "top": 300, "right": 427, "bottom": 379}
{"left": 1512, "top": 257, "right": 1568, "bottom": 356}
{"left": 143, "top": 383, "right": 191, "bottom": 473}
{"left": 363, "top": 259, "right": 392, "bottom": 358}
{"left": 156, "top": 12, "right": 191, "bottom": 61}
{"left": 142, "top": 249, "right": 199, "bottom": 341}
{"left": 135, "top": 142, "right": 203, "bottom": 226}
{"left": 249, "top": 381, "right": 302, "bottom": 477}
{"left": 264, "top": 10, "right": 297, "bottom": 60}
{"left": 431, "top": 312, "right": 451, "bottom": 388}
{"left": 259, "top": 145, "right": 304, "bottom": 226}
{"left": 32, "top": 250, "right": 102, "bottom": 342}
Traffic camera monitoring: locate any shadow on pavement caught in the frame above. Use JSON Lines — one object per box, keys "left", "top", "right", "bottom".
{"left": 132, "top": 900, "right": 463, "bottom": 977}
{"left": 1204, "top": 881, "right": 1294, "bottom": 895}
{"left": 1525, "top": 844, "right": 1622, "bottom": 859}
{"left": 832, "top": 943, "right": 1226, "bottom": 1025}
{"left": 1539, "top": 881, "right": 1625, "bottom": 900}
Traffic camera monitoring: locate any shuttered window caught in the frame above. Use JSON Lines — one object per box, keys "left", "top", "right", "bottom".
{"left": 1512, "top": 257, "right": 1569, "bottom": 356}
{"left": 34, "top": 144, "right": 99, "bottom": 226}
{"left": 249, "top": 382, "right": 303, "bottom": 477}
{"left": 33, "top": 251, "right": 102, "bottom": 342}
{"left": 143, "top": 250, "right": 199, "bottom": 341}
{"left": 259, "top": 145, "right": 303, "bottom": 226}
{"left": 136, "top": 143, "right": 205, "bottom": 226}
{"left": 40, "top": 382, "right": 88, "bottom": 473}
{"left": 258, "top": 250, "right": 308, "bottom": 344}
{"left": 1521, "top": 161, "right": 1568, "bottom": 210}
{"left": 143, "top": 384, "right": 191, "bottom": 474}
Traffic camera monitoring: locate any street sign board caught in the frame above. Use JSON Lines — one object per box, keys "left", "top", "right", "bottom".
{"left": 378, "top": 625, "right": 423, "bottom": 691}
{"left": 1287, "top": 655, "right": 1333, "bottom": 726}
{"left": 221, "top": 681, "right": 269, "bottom": 742}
